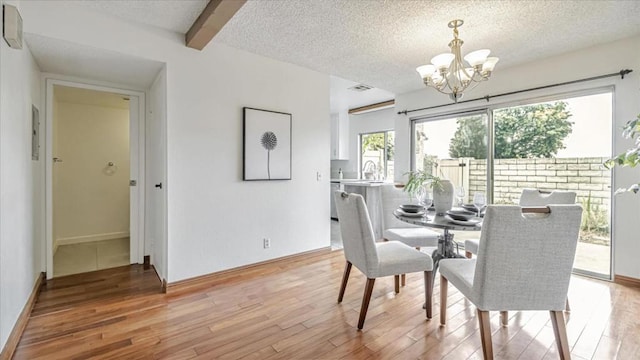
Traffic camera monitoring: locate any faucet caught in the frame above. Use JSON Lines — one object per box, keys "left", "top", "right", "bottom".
{"left": 362, "top": 160, "right": 378, "bottom": 180}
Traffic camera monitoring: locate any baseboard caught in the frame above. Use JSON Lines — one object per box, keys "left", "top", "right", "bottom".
{"left": 166, "top": 247, "right": 331, "bottom": 294}
{"left": 0, "top": 272, "right": 45, "bottom": 360}
{"left": 614, "top": 274, "right": 640, "bottom": 287}
{"left": 55, "top": 231, "right": 129, "bottom": 246}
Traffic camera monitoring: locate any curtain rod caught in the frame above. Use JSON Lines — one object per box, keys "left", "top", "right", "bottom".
{"left": 397, "top": 69, "right": 633, "bottom": 116}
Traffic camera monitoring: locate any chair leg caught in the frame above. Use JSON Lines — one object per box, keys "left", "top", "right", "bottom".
{"left": 465, "top": 251, "right": 472, "bottom": 259}
{"left": 565, "top": 298, "right": 571, "bottom": 312}
{"left": 440, "top": 275, "right": 448, "bottom": 325}
{"left": 394, "top": 275, "right": 400, "bottom": 294}
{"left": 401, "top": 273, "right": 406, "bottom": 286}
{"left": 500, "top": 311, "right": 509, "bottom": 326}
{"left": 477, "top": 310, "right": 494, "bottom": 359}
{"left": 357, "top": 278, "right": 376, "bottom": 330}
{"left": 550, "top": 310, "right": 571, "bottom": 360}
{"left": 424, "top": 271, "right": 433, "bottom": 319}
{"left": 338, "top": 261, "right": 352, "bottom": 303}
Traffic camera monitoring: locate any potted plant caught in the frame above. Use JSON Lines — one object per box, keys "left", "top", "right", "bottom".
{"left": 403, "top": 169, "right": 454, "bottom": 215}
{"left": 605, "top": 114, "right": 640, "bottom": 194}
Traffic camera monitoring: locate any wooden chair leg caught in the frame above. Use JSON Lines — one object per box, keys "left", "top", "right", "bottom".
{"left": 477, "top": 310, "right": 494, "bottom": 359}
{"left": 357, "top": 278, "right": 376, "bottom": 330}
{"left": 550, "top": 310, "right": 571, "bottom": 360}
{"left": 440, "top": 275, "right": 448, "bottom": 325}
{"left": 500, "top": 311, "right": 509, "bottom": 326}
{"left": 394, "top": 275, "right": 400, "bottom": 294}
{"left": 424, "top": 271, "right": 433, "bottom": 319}
{"left": 565, "top": 298, "right": 571, "bottom": 312}
{"left": 465, "top": 251, "right": 472, "bottom": 258}
{"left": 338, "top": 261, "right": 352, "bottom": 303}
{"left": 401, "top": 274, "right": 406, "bottom": 286}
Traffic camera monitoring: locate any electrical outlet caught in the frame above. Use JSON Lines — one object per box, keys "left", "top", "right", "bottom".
{"left": 316, "top": 172, "right": 322, "bottom": 181}
{"left": 263, "top": 238, "right": 271, "bottom": 249}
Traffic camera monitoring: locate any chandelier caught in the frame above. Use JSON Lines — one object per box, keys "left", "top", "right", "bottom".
{"left": 416, "top": 19, "right": 499, "bottom": 102}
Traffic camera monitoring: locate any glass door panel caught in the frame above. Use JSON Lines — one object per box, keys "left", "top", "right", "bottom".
{"left": 491, "top": 92, "right": 613, "bottom": 278}
{"left": 413, "top": 113, "right": 489, "bottom": 246}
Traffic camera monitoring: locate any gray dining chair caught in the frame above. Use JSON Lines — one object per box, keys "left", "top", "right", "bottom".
{"left": 439, "top": 205, "right": 582, "bottom": 360}
{"left": 380, "top": 185, "right": 440, "bottom": 288}
{"left": 464, "top": 189, "right": 576, "bottom": 258}
{"left": 381, "top": 185, "right": 440, "bottom": 248}
{"left": 334, "top": 191, "right": 434, "bottom": 329}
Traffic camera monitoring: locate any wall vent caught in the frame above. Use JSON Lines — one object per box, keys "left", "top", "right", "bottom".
{"left": 348, "top": 84, "right": 373, "bottom": 92}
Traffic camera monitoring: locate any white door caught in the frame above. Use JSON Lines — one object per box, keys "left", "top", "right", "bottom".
{"left": 146, "top": 73, "right": 167, "bottom": 280}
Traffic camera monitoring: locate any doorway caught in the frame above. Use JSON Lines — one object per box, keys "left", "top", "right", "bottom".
{"left": 46, "top": 79, "right": 145, "bottom": 279}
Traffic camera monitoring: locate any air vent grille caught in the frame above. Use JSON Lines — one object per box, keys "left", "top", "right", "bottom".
{"left": 348, "top": 84, "right": 373, "bottom": 92}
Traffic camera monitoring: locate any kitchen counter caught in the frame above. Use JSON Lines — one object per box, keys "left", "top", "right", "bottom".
{"left": 330, "top": 179, "right": 393, "bottom": 186}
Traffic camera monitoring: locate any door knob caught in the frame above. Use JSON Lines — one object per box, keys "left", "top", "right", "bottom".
{"left": 155, "top": 183, "right": 163, "bottom": 189}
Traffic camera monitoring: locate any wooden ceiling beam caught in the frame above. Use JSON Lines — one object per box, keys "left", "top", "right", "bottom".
{"left": 348, "top": 100, "right": 395, "bottom": 115}
{"left": 186, "top": 0, "right": 247, "bottom": 50}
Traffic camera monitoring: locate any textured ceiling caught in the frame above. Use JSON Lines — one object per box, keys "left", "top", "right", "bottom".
{"left": 330, "top": 76, "right": 394, "bottom": 114}
{"left": 59, "top": 0, "right": 209, "bottom": 34}
{"left": 25, "top": 33, "right": 165, "bottom": 88}
{"left": 26, "top": 0, "right": 640, "bottom": 109}
{"left": 214, "top": 0, "right": 640, "bottom": 95}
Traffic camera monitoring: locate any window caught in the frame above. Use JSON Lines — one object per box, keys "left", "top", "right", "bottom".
{"left": 360, "top": 130, "right": 394, "bottom": 180}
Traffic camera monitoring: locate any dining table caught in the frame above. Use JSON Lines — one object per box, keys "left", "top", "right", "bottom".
{"left": 393, "top": 208, "right": 482, "bottom": 299}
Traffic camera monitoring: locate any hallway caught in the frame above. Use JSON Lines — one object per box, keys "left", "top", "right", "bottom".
{"left": 53, "top": 238, "right": 130, "bottom": 277}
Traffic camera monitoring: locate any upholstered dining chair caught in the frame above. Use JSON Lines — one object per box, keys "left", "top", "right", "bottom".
{"left": 381, "top": 185, "right": 440, "bottom": 248}
{"left": 464, "top": 189, "right": 576, "bottom": 258}
{"left": 380, "top": 185, "right": 440, "bottom": 288}
{"left": 439, "top": 205, "right": 583, "bottom": 359}
{"left": 334, "top": 191, "right": 434, "bottom": 329}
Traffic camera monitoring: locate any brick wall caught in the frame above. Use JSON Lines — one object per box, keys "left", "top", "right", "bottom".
{"left": 468, "top": 157, "right": 611, "bottom": 207}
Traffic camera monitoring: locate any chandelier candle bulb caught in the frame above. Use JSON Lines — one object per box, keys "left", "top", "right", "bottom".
{"left": 416, "top": 19, "right": 499, "bottom": 102}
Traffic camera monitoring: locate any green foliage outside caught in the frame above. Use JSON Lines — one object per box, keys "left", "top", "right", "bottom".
{"left": 448, "top": 102, "right": 574, "bottom": 159}
{"left": 362, "top": 132, "right": 394, "bottom": 160}
{"left": 605, "top": 114, "right": 640, "bottom": 193}
{"left": 579, "top": 193, "right": 610, "bottom": 245}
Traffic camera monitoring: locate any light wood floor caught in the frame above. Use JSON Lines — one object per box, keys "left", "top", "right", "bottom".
{"left": 14, "top": 250, "right": 640, "bottom": 359}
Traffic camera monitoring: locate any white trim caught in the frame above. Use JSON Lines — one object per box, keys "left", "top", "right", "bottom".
{"left": 44, "top": 74, "right": 146, "bottom": 279}
{"left": 55, "top": 232, "right": 130, "bottom": 246}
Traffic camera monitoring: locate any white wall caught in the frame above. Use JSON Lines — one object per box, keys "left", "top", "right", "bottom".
{"left": 0, "top": 0, "right": 44, "bottom": 349}
{"left": 53, "top": 98, "right": 130, "bottom": 246}
{"left": 394, "top": 36, "right": 640, "bottom": 279}
{"left": 331, "top": 108, "right": 396, "bottom": 178}
{"left": 20, "top": 1, "right": 330, "bottom": 282}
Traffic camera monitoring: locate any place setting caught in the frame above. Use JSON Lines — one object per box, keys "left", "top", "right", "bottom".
{"left": 444, "top": 209, "right": 482, "bottom": 226}
{"left": 396, "top": 204, "right": 426, "bottom": 218}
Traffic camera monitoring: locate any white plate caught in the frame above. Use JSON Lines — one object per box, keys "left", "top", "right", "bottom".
{"left": 444, "top": 215, "right": 481, "bottom": 226}
{"left": 397, "top": 209, "right": 425, "bottom": 217}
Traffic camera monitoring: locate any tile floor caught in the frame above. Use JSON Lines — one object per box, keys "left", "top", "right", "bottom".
{"left": 53, "top": 238, "right": 130, "bottom": 277}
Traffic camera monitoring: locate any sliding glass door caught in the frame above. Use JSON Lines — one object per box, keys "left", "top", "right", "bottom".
{"left": 411, "top": 90, "right": 613, "bottom": 279}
